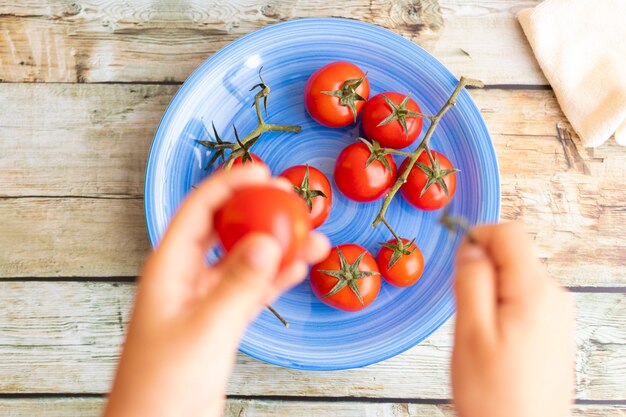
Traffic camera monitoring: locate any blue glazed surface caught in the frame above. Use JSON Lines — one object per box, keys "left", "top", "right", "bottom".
{"left": 144, "top": 18, "right": 500, "bottom": 370}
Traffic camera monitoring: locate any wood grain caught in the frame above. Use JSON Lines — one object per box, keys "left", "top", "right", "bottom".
{"left": 0, "top": 83, "right": 177, "bottom": 198}
{"left": 0, "top": 198, "right": 150, "bottom": 277}
{"left": 1, "top": 397, "right": 625, "bottom": 417}
{"left": 0, "top": 0, "right": 545, "bottom": 84}
{"left": 0, "top": 398, "right": 624, "bottom": 417}
{"left": 224, "top": 402, "right": 626, "bottom": 417}
{"left": 0, "top": 281, "right": 623, "bottom": 399}
{"left": 1, "top": 85, "right": 623, "bottom": 284}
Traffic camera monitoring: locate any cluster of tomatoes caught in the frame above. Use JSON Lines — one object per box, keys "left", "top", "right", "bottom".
{"left": 213, "top": 62, "right": 459, "bottom": 313}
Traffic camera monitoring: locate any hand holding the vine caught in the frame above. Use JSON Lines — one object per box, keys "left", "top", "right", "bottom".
{"left": 452, "top": 222, "right": 574, "bottom": 417}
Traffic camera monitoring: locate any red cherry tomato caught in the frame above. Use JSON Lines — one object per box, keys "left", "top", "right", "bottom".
{"left": 214, "top": 185, "right": 312, "bottom": 265}
{"left": 218, "top": 153, "right": 265, "bottom": 170}
{"left": 304, "top": 62, "right": 370, "bottom": 128}
{"left": 310, "top": 244, "right": 381, "bottom": 312}
{"left": 361, "top": 92, "right": 424, "bottom": 149}
{"left": 400, "top": 150, "right": 457, "bottom": 210}
{"left": 279, "top": 165, "right": 332, "bottom": 229}
{"left": 377, "top": 238, "right": 424, "bottom": 287}
{"left": 334, "top": 142, "right": 397, "bottom": 202}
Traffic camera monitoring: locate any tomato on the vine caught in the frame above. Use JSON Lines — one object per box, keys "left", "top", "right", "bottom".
{"left": 400, "top": 150, "right": 458, "bottom": 210}
{"left": 361, "top": 92, "right": 424, "bottom": 149}
{"left": 334, "top": 141, "right": 397, "bottom": 202}
{"left": 304, "top": 62, "right": 370, "bottom": 128}
{"left": 219, "top": 153, "right": 265, "bottom": 170}
{"left": 214, "top": 185, "right": 312, "bottom": 265}
{"left": 310, "top": 244, "right": 381, "bottom": 312}
{"left": 280, "top": 164, "right": 332, "bottom": 229}
{"left": 377, "top": 238, "right": 424, "bottom": 287}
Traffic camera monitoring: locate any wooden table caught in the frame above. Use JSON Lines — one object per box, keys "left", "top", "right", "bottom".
{"left": 1, "top": 1, "right": 625, "bottom": 416}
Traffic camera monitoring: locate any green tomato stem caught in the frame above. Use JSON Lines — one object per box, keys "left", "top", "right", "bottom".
{"left": 220, "top": 73, "right": 301, "bottom": 172}
{"left": 379, "top": 216, "right": 403, "bottom": 245}
{"left": 264, "top": 123, "right": 302, "bottom": 133}
{"left": 383, "top": 148, "right": 413, "bottom": 157}
{"left": 254, "top": 90, "right": 265, "bottom": 124}
{"left": 424, "top": 143, "right": 436, "bottom": 166}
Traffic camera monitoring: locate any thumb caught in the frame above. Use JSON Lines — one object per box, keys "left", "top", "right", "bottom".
{"left": 204, "top": 233, "right": 282, "bottom": 325}
{"left": 454, "top": 241, "right": 496, "bottom": 342}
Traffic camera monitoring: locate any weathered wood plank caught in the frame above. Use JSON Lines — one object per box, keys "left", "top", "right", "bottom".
{"left": 1, "top": 398, "right": 624, "bottom": 417}
{"left": 1, "top": 85, "right": 624, "bottom": 283}
{"left": 0, "top": 0, "right": 545, "bottom": 84}
{"left": 0, "top": 198, "right": 150, "bottom": 277}
{"left": 0, "top": 282, "right": 623, "bottom": 399}
{"left": 2, "top": 84, "right": 623, "bottom": 196}
{"left": 0, "top": 84, "right": 177, "bottom": 198}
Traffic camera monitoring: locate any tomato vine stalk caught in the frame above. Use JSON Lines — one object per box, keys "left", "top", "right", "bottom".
{"left": 197, "top": 67, "right": 301, "bottom": 170}
{"left": 372, "top": 77, "right": 484, "bottom": 243}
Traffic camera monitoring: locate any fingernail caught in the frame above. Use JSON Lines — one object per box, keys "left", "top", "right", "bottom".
{"left": 456, "top": 244, "right": 486, "bottom": 264}
{"left": 245, "top": 235, "right": 282, "bottom": 270}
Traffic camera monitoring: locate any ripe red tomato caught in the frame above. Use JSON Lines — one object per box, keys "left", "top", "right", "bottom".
{"left": 361, "top": 92, "right": 424, "bottom": 149}
{"left": 304, "top": 62, "right": 370, "bottom": 128}
{"left": 219, "top": 153, "right": 265, "bottom": 170}
{"left": 279, "top": 165, "right": 332, "bottom": 229}
{"left": 214, "top": 185, "right": 312, "bottom": 265}
{"left": 334, "top": 142, "right": 397, "bottom": 202}
{"left": 400, "top": 150, "right": 458, "bottom": 210}
{"left": 310, "top": 244, "right": 381, "bottom": 312}
{"left": 377, "top": 238, "right": 424, "bottom": 287}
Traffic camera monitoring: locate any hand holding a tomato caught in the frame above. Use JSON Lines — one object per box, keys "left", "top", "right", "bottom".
{"left": 104, "top": 164, "right": 330, "bottom": 417}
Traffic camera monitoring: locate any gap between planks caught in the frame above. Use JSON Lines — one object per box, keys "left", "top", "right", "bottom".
{"left": 1, "top": 277, "right": 626, "bottom": 293}
{"left": 0, "top": 194, "right": 142, "bottom": 200}
{"left": 0, "top": 397, "right": 624, "bottom": 417}
{"left": 0, "top": 393, "right": 624, "bottom": 405}
{"left": 0, "top": 81, "right": 552, "bottom": 90}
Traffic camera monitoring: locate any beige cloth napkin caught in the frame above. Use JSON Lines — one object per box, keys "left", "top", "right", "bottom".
{"left": 518, "top": 0, "right": 626, "bottom": 147}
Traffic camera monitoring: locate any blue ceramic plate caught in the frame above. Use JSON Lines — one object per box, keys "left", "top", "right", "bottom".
{"left": 145, "top": 18, "right": 499, "bottom": 370}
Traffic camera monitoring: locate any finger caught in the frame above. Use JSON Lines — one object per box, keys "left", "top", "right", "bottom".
{"left": 470, "top": 221, "right": 544, "bottom": 303}
{"left": 149, "top": 165, "right": 271, "bottom": 286}
{"left": 265, "top": 260, "right": 309, "bottom": 304}
{"left": 454, "top": 239, "right": 497, "bottom": 342}
{"left": 263, "top": 233, "right": 330, "bottom": 305}
{"left": 270, "top": 176, "right": 295, "bottom": 192}
{"left": 302, "top": 232, "right": 331, "bottom": 264}
{"left": 203, "top": 233, "right": 282, "bottom": 326}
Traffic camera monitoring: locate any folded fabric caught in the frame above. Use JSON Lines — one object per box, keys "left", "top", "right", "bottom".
{"left": 518, "top": 0, "right": 626, "bottom": 147}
